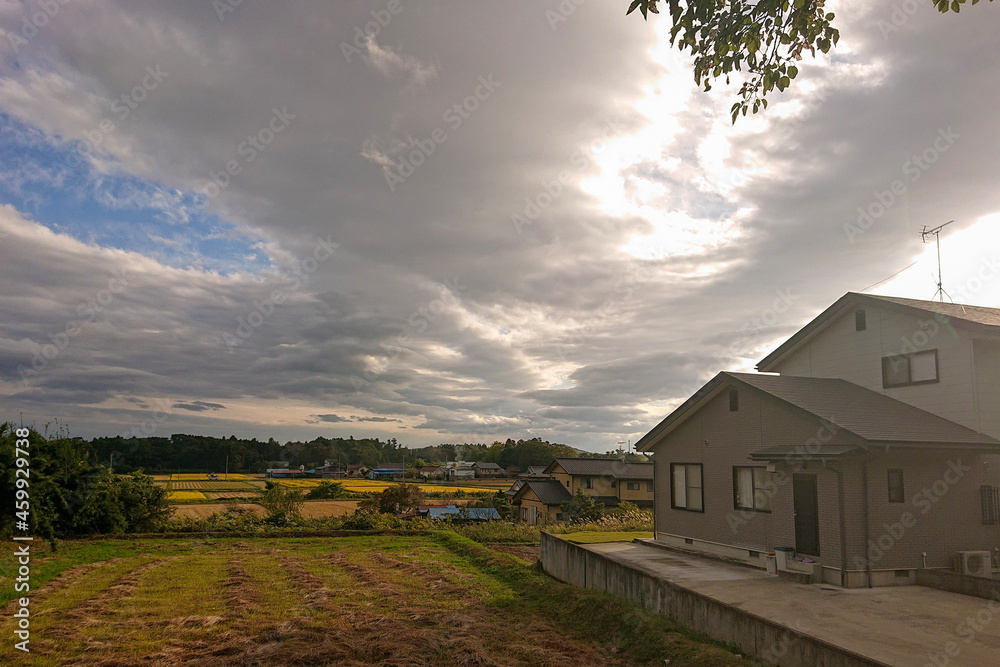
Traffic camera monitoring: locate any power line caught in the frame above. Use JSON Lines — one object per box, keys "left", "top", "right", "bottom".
{"left": 860, "top": 260, "right": 920, "bottom": 293}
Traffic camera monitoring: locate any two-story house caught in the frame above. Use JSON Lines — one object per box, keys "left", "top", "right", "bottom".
{"left": 636, "top": 293, "right": 1000, "bottom": 587}
{"left": 512, "top": 458, "right": 653, "bottom": 525}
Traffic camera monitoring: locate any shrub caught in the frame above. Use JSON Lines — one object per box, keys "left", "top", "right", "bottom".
{"left": 550, "top": 506, "right": 654, "bottom": 534}
{"left": 305, "top": 481, "right": 348, "bottom": 499}
{"left": 448, "top": 521, "right": 540, "bottom": 544}
{"left": 560, "top": 489, "right": 604, "bottom": 524}
{"left": 356, "top": 483, "right": 424, "bottom": 515}
{"left": 259, "top": 484, "right": 304, "bottom": 519}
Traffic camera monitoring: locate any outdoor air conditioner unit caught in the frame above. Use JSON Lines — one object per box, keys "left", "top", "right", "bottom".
{"left": 955, "top": 551, "right": 993, "bottom": 578}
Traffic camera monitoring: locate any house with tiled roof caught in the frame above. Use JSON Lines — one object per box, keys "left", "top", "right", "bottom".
{"left": 637, "top": 292, "right": 1000, "bottom": 587}
{"left": 511, "top": 458, "right": 653, "bottom": 525}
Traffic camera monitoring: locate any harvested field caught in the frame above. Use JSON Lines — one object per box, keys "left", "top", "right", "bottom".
{"left": 170, "top": 473, "right": 252, "bottom": 480}
{"left": 0, "top": 535, "right": 749, "bottom": 666}
{"left": 169, "top": 481, "right": 257, "bottom": 491}
{"left": 170, "top": 503, "right": 268, "bottom": 519}
{"left": 298, "top": 499, "right": 360, "bottom": 518}
{"left": 168, "top": 500, "right": 361, "bottom": 519}
{"left": 202, "top": 491, "right": 259, "bottom": 500}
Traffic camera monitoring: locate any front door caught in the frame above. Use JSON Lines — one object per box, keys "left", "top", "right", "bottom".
{"left": 792, "top": 474, "right": 820, "bottom": 556}
{"left": 528, "top": 505, "right": 538, "bottom": 526}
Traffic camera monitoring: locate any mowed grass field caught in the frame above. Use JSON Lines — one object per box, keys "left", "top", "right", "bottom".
{"left": 0, "top": 534, "right": 749, "bottom": 667}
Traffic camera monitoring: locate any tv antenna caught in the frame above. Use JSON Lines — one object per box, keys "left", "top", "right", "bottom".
{"left": 920, "top": 220, "right": 953, "bottom": 302}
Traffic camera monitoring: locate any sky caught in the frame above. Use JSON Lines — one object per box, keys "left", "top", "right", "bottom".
{"left": 1, "top": 0, "right": 999, "bottom": 451}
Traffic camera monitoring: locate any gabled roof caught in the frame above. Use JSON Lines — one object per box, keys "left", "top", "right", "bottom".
{"left": 511, "top": 479, "right": 573, "bottom": 506}
{"left": 758, "top": 292, "right": 1000, "bottom": 372}
{"left": 545, "top": 458, "right": 653, "bottom": 480}
{"left": 637, "top": 371, "right": 1000, "bottom": 452}
{"left": 472, "top": 462, "right": 503, "bottom": 469}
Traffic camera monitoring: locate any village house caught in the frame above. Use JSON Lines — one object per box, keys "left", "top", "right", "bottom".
{"left": 369, "top": 463, "right": 408, "bottom": 479}
{"left": 511, "top": 458, "right": 654, "bottom": 525}
{"left": 418, "top": 465, "right": 444, "bottom": 479}
{"left": 637, "top": 292, "right": 1000, "bottom": 587}
{"left": 471, "top": 461, "right": 504, "bottom": 478}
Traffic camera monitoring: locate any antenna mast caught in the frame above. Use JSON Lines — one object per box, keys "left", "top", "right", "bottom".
{"left": 919, "top": 220, "right": 954, "bottom": 302}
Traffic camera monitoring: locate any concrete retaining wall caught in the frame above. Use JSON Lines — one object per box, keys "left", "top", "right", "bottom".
{"left": 917, "top": 568, "right": 1000, "bottom": 600}
{"left": 540, "top": 533, "right": 888, "bottom": 667}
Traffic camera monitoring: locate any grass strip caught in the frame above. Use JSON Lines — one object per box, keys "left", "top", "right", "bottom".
{"left": 431, "top": 530, "right": 753, "bottom": 667}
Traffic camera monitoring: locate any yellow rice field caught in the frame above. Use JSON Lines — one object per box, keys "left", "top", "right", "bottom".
{"left": 169, "top": 473, "right": 253, "bottom": 480}
{"left": 166, "top": 490, "right": 207, "bottom": 501}
{"left": 273, "top": 479, "right": 496, "bottom": 494}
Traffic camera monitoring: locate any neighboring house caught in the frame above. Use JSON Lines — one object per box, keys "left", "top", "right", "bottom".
{"left": 544, "top": 458, "right": 654, "bottom": 508}
{"left": 369, "top": 463, "right": 408, "bottom": 479}
{"left": 313, "top": 463, "right": 345, "bottom": 478}
{"left": 472, "top": 461, "right": 504, "bottom": 478}
{"left": 418, "top": 465, "right": 443, "bottom": 479}
{"left": 511, "top": 458, "right": 654, "bottom": 524}
{"left": 346, "top": 464, "right": 370, "bottom": 478}
{"left": 505, "top": 478, "right": 525, "bottom": 501}
{"left": 265, "top": 468, "right": 308, "bottom": 478}
{"left": 637, "top": 292, "right": 1000, "bottom": 588}
{"left": 520, "top": 466, "right": 551, "bottom": 479}
{"left": 448, "top": 466, "right": 476, "bottom": 481}
{"left": 511, "top": 480, "right": 573, "bottom": 525}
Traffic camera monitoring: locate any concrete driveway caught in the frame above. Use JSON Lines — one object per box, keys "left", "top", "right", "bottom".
{"left": 584, "top": 541, "right": 1000, "bottom": 667}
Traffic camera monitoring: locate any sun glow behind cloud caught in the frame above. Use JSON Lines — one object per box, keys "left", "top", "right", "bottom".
{"left": 580, "top": 20, "right": 743, "bottom": 267}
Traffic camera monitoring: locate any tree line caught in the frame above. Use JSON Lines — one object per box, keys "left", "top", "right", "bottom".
{"left": 83, "top": 433, "right": 621, "bottom": 474}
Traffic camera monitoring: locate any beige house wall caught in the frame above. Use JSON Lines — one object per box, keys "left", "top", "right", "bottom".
{"left": 549, "top": 464, "right": 618, "bottom": 498}
{"left": 618, "top": 479, "right": 654, "bottom": 503}
{"left": 772, "top": 305, "right": 982, "bottom": 434}
{"left": 651, "top": 382, "right": 1000, "bottom": 584}
{"left": 974, "top": 338, "right": 1000, "bottom": 439}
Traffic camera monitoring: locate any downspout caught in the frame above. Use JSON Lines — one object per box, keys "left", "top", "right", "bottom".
{"left": 832, "top": 464, "right": 847, "bottom": 588}
{"left": 862, "top": 458, "right": 872, "bottom": 588}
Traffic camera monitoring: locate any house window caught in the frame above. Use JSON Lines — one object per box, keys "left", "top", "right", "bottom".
{"left": 671, "top": 463, "right": 703, "bottom": 512}
{"left": 521, "top": 507, "right": 527, "bottom": 520}
{"left": 887, "top": 469, "right": 905, "bottom": 503}
{"left": 982, "top": 485, "right": 1000, "bottom": 525}
{"left": 582, "top": 477, "right": 593, "bottom": 489}
{"left": 729, "top": 389, "right": 739, "bottom": 412}
{"left": 856, "top": 309, "right": 866, "bottom": 331}
{"left": 882, "top": 349, "right": 938, "bottom": 388}
{"left": 647, "top": 481, "right": 654, "bottom": 493}
{"left": 611, "top": 480, "right": 616, "bottom": 488}
{"left": 626, "top": 481, "right": 640, "bottom": 491}
{"left": 564, "top": 480, "right": 569, "bottom": 487}
{"left": 733, "top": 467, "right": 771, "bottom": 512}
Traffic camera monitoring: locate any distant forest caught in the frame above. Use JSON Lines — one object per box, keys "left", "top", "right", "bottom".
{"left": 84, "top": 434, "right": 646, "bottom": 474}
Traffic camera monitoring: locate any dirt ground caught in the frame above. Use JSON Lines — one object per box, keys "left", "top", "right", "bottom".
{"left": 488, "top": 544, "right": 541, "bottom": 563}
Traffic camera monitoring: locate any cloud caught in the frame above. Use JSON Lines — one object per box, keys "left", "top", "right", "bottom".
{"left": 1, "top": 1, "right": 998, "bottom": 451}
{"left": 172, "top": 401, "right": 226, "bottom": 412}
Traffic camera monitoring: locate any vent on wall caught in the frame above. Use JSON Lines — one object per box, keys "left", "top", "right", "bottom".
{"left": 955, "top": 551, "right": 992, "bottom": 578}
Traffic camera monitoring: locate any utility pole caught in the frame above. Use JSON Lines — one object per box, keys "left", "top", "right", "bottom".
{"left": 225, "top": 455, "right": 229, "bottom": 481}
